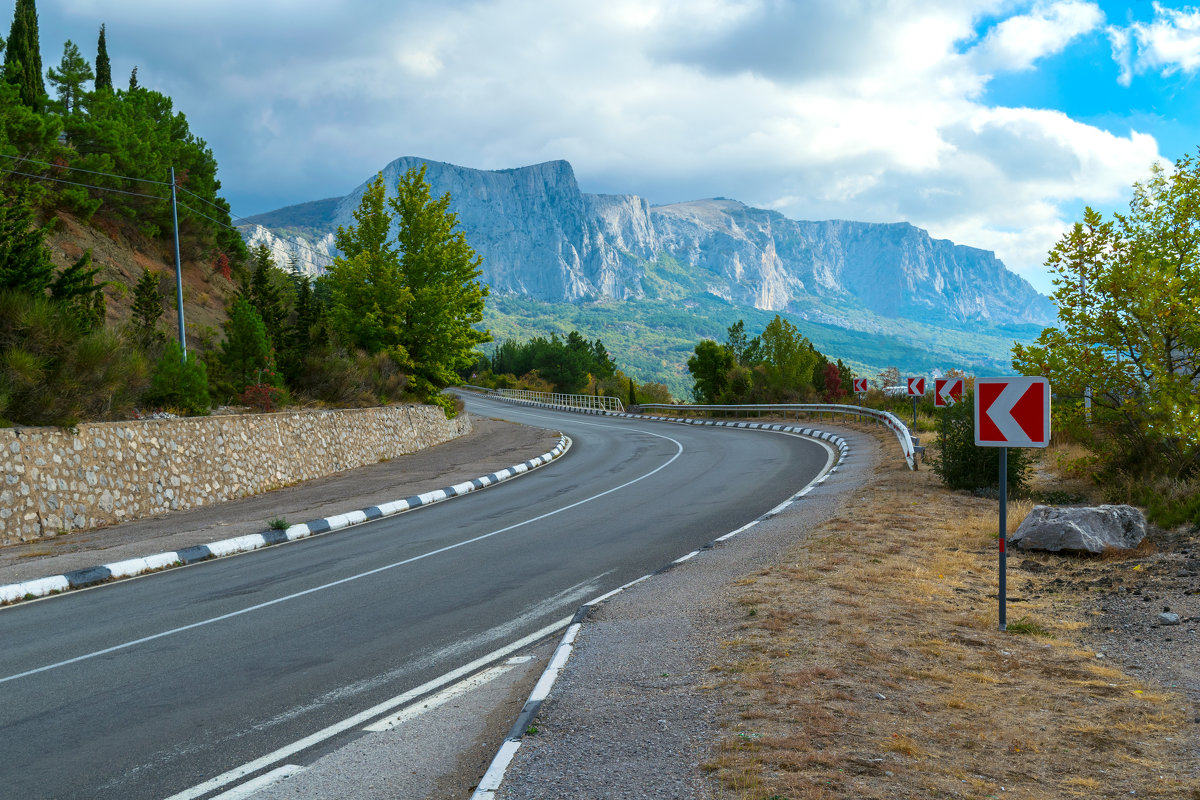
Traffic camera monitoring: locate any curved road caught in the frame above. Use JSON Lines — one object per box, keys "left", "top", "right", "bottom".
{"left": 0, "top": 396, "right": 831, "bottom": 800}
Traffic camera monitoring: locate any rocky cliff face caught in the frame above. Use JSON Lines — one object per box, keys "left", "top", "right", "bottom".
{"left": 242, "top": 158, "right": 1054, "bottom": 328}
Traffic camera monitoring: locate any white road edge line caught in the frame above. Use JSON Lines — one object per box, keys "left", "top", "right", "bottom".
{"left": 363, "top": 661, "right": 517, "bottom": 732}
{"left": 208, "top": 765, "right": 304, "bottom": 800}
{"left": 161, "top": 615, "right": 573, "bottom": 800}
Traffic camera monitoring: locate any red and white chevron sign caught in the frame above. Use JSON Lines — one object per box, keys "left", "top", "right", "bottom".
{"left": 906, "top": 377, "right": 926, "bottom": 396}
{"left": 974, "top": 377, "right": 1051, "bottom": 447}
{"left": 853, "top": 378, "right": 868, "bottom": 393}
{"left": 934, "top": 377, "right": 964, "bottom": 407}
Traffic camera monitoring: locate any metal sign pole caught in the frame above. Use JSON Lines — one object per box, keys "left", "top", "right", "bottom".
{"left": 999, "top": 446, "right": 1007, "bottom": 631}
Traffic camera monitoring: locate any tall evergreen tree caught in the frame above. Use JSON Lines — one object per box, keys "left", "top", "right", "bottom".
{"left": 4, "top": 0, "right": 44, "bottom": 110}
{"left": 46, "top": 40, "right": 93, "bottom": 114}
{"left": 94, "top": 23, "right": 111, "bottom": 92}
{"left": 49, "top": 249, "right": 106, "bottom": 331}
{"left": 129, "top": 267, "right": 165, "bottom": 351}
{"left": 0, "top": 183, "right": 54, "bottom": 295}
{"left": 243, "top": 244, "right": 287, "bottom": 346}
{"left": 127, "top": 65, "right": 138, "bottom": 91}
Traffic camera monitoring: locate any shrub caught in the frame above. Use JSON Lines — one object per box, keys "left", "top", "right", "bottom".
{"left": 144, "top": 340, "right": 210, "bottom": 415}
{"left": 929, "top": 391, "right": 1032, "bottom": 495}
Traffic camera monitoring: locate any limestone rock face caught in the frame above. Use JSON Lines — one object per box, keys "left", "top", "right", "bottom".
{"left": 1010, "top": 505, "right": 1148, "bottom": 554}
{"left": 242, "top": 157, "right": 1055, "bottom": 328}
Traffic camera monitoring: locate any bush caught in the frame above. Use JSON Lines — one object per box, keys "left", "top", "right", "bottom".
{"left": 929, "top": 392, "right": 1032, "bottom": 495}
{"left": 144, "top": 339, "right": 210, "bottom": 415}
{"left": 0, "top": 290, "right": 148, "bottom": 426}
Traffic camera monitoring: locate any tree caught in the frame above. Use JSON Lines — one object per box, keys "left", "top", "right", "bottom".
{"left": 46, "top": 39, "right": 93, "bottom": 114}
{"left": 129, "top": 267, "right": 165, "bottom": 351}
{"left": 326, "top": 166, "right": 490, "bottom": 410}
{"left": 4, "top": 0, "right": 44, "bottom": 110}
{"left": 0, "top": 182, "right": 54, "bottom": 294}
{"left": 94, "top": 24, "right": 111, "bottom": 92}
{"left": 687, "top": 338, "right": 734, "bottom": 403}
{"left": 326, "top": 172, "right": 412, "bottom": 364}
{"left": 243, "top": 244, "right": 287, "bottom": 347}
{"left": 1013, "top": 154, "right": 1200, "bottom": 479}
{"left": 127, "top": 65, "right": 137, "bottom": 91}
{"left": 217, "top": 297, "right": 280, "bottom": 397}
{"left": 49, "top": 249, "right": 105, "bottom": 331}
{"left": 821, "top": 361, "right": 846, "bottom": 402}
{"left": 145, "top": 339, "right": 209, "bottom": 415}
{"left": 390, "top": 164, "right": 490, "bottom": 396}
{"left": 756, "top": 314, "right": 818, "bottom": 402}
{"left": 725, "top": 319, "right": 760, "bottom": 366}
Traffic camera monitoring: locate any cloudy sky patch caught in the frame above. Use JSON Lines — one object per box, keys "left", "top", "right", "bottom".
{"left": 29, "top": 1, "right": 1200, "bottom": 293}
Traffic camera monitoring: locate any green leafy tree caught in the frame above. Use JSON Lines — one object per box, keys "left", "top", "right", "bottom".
{"left": 725, "top": 319, "right": 760, "bottom": 366}
{"left": 390, "top": 164, "right": 490, "bottom": 397}
{"left": 0, "top": 182, "right": 54, "bottom": 294}
{"left": 4, "top": 0, "right": 44, "bottom": 110}
{"left": 326, "top": 173, "right": 412, "bottom": 364}
{"left": 94, "top": 24, "right": 111, "bottom": 92}
{"left": 686, "top": 338, "right": 734, "bottom": 403}
{"left": 756, "top": 314, "right": 818, "bottom": 402}
{"left": 1013, "top": 155, "right": 1200, "bottom": 479}
{"left": 46, "top": 39, "right": 92, "bottom": 114}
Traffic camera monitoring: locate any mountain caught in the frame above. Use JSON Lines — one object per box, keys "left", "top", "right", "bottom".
{"left": 241, "top": 158, "right": 1055, "bottom": 395}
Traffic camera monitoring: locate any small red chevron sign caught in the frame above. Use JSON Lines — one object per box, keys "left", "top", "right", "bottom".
{"left": 853, "top": 378, "right": 868, "bottom": 393}
{"left": 907, "top": 377, "right": 926, "bottom": 396}
{"left": 934, "top": 377, "right": 964, "bottom": 408}
{"left": 974, "top": 377, "right": 1051, "bottom": 447}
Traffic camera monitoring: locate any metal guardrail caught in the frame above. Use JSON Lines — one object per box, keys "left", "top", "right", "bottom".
{"left": 635, "top": 403, "right": 918, "bottom": 470}
{"left": 463, "top": 386, "right": 625, "bottom": 413}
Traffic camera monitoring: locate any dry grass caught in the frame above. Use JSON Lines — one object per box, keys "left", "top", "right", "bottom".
{"left": 705, "top": 424, "right": 1199, "bottom": 800}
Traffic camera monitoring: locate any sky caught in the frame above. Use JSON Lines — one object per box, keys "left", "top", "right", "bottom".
{"left": 26, "top": 0, "right": 1200, "bottom": 294}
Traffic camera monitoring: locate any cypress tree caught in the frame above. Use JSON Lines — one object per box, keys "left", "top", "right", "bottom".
{"left": 94, "top": 23, "right": 111, "bottom": 91}
{"left": 127, "top": 65, "right": 138, "bottom": 91}
{"left": 4, "top": 0, "right": 45, "bottom": 110}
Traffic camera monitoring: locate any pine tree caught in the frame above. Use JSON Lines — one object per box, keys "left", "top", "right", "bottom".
{"left": 127, "top": 65, "right": 138, "bottom": 91}
{"left": 49, "top": 249, "right": 106, "bottom": 331}
{"left": 129, "top": 267, "right": 165, "bottom": 350}
{"left": 4, "top": 0, "right": 45, "bottom": 110}
{"left": 46, "top": 40, "right": 93, "bottom": 114}
{"left": 94, "top": 24, "right": 111, "bottom": 92}
{"left": 218, "top": 297, "right": 280, "bottom": 397}
{"left": 0, "top": 183, "right": 54, "bottom": 295}
{"left": 243, "top": 244, "right": 287, "bottom": 346}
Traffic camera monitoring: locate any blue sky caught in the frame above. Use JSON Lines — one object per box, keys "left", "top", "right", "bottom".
{"left": 25, "top": 1, "right": 1200, "bottom": 294}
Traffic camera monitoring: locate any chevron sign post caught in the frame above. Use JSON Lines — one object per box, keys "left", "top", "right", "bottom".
{"left": 853, "top": 378, "right": 868, "bottom": 394}
{"left": 934, "top": 377, "right": 964, "bottom": 408}
{"left": 974, "top": 376, "right": 1051, "bottom": 631}
{"left": 906, "top": 376, "right": 925, "bottom": 428}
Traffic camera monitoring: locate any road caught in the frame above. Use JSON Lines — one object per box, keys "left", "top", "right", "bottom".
{"left": 0, "top": 396, "right": 831, "bottom": 800}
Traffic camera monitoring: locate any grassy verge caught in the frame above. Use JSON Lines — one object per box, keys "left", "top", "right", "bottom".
{"left": 704, "top": 424, "right": 1197, "bottom": 799}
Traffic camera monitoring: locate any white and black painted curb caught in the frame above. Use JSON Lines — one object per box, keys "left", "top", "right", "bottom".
{"left": 0, "top": 435, "right": 572, "bottom": 606}
{"left": 469, "top": 406, "right": 852, "bottom": 799}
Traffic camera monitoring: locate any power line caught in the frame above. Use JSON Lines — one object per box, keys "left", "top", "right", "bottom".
{"left": 0, "top": 151, "right": 172, "bottom": 186}
{"left": 0, "top": 167, "right": 167, "bottom": 200}
{"left": 3, "top": 151, "right": 338, "bottom": 270}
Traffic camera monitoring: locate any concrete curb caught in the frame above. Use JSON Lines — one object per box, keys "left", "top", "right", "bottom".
{"left": 0, "top": 435, "right": 572, "bottom": 606}
{"left": 469, "top": 405, "right": 851, "bottom": 799}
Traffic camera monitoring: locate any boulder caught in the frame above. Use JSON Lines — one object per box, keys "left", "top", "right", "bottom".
{"left": 1010, "top": 505, "right": 1147, "bottom": 554}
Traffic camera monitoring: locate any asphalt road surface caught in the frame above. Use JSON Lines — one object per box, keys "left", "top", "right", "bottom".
{"left": 0, "top": 396, "right": 831, "bottom": 800}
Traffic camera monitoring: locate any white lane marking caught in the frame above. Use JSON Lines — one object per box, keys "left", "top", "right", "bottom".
{"left": 363, "top": 661, "right": 517, "bottom": 732}
{"left": 0, "top": 432, "right": 683, "bottom": 687}
{"left": 160, "top": 616, "right": 572, "bottom": 800}
{"left": 208, "top": 765, "right": 303, "bottom": 800}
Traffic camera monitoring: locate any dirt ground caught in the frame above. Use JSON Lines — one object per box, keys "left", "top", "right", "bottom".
{"left": 704, "top": 422, "right": 1199, "bottom": 799}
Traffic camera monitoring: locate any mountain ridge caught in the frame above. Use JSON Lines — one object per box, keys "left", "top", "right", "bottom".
{"left": 240, "top": 157, "right": 1053, "bottom": 391}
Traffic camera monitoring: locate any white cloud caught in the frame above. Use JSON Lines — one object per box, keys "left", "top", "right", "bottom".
{"left": 971, "top": 0, "right": 1104, "bottom": 72}
{"left": 1108, "top": 1, "right": 1200, "bottom": 85}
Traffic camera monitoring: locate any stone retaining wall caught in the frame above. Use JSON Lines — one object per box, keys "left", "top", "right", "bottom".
{"left": 0, "top": 405, "right": 471, "bottom": 545}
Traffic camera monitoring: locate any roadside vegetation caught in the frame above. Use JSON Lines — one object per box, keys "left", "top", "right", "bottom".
{"left": 0, "top": 2, "right": 489, "bottom": 425}
{"left": 705, "top": 423, "right": 1197, "bottom": 799}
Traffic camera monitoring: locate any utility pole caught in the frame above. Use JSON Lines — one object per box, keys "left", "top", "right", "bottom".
{"left": 170, "top": 166, "right": 186, "bottom": 362}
